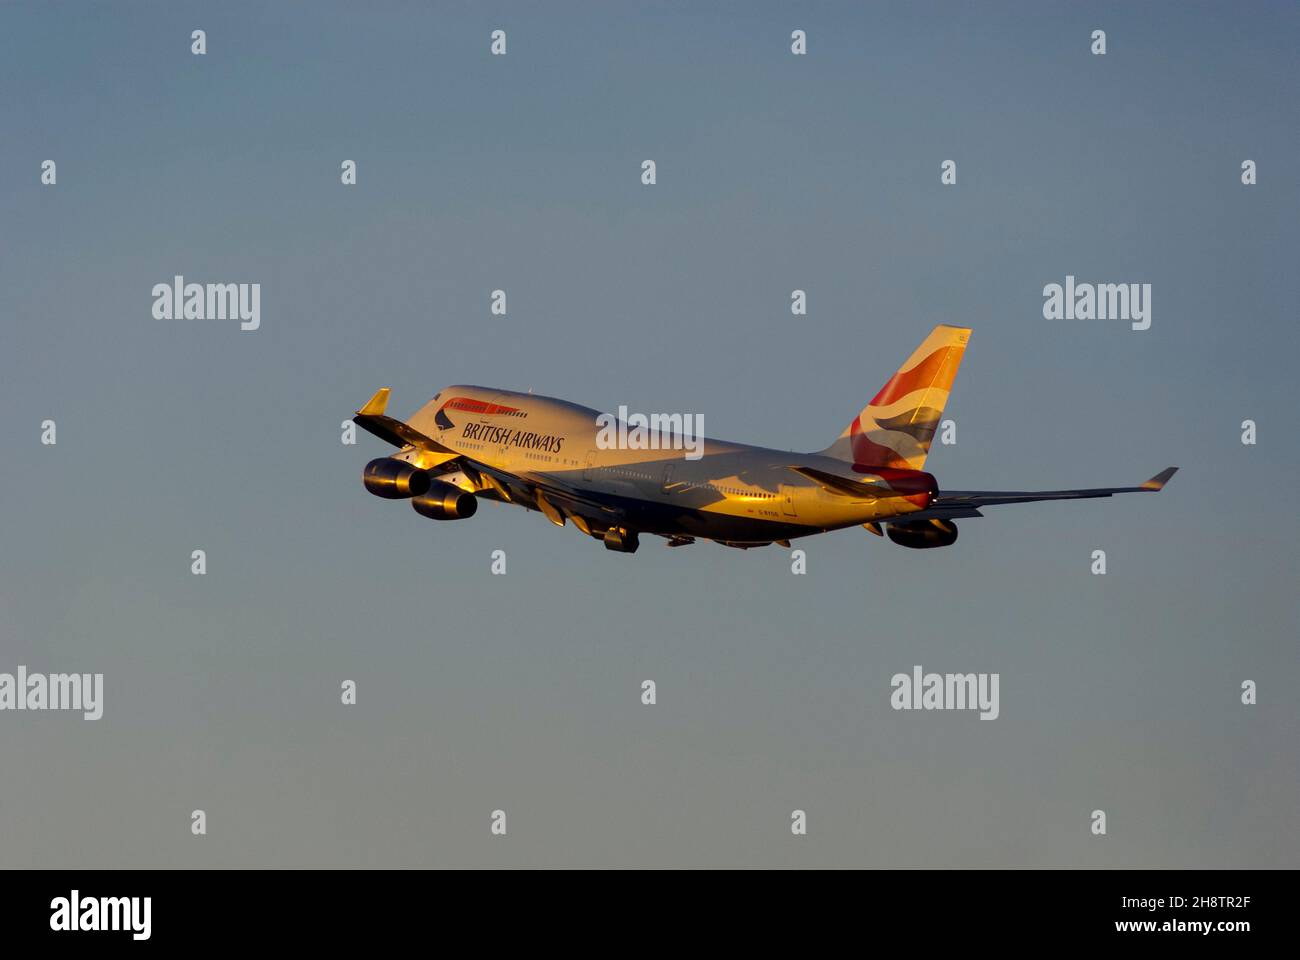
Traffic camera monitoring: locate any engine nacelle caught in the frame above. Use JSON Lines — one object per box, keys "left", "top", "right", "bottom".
{"left": 411, "top": 481, "right": 479, "bottom": 520}
{"left": 363, "top": 458, "right": 432, "bottom": 499}
{"left": 602, "top": 526, "right": 640, "bottom": 553}
{"left": 886, "top": 518, "right": 959, "bottom": 549}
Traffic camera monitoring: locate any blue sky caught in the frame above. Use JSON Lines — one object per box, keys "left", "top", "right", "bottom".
{"left": 0, "top": 1, "right": 1296, "bottom": 866}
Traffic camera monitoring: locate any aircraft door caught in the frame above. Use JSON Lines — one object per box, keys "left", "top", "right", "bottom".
{"left": 780, "top": 483, "right": 798, "bottom": 517}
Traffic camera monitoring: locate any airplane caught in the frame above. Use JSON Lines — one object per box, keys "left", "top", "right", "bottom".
{"left": 352, "top": 324, "right": 1176, "bottom": 554}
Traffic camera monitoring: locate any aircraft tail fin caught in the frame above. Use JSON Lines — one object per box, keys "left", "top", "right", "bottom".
{"left": 819, "top": 324, "right": 971, "bottom": 470}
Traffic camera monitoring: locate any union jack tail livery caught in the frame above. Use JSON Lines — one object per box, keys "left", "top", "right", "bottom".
{"left": 821, "top": 324, "right": 971, "bottom": 470}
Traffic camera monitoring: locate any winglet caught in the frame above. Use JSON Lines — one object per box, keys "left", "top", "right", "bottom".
{"left": 352, "top": 388, "right": 456, "bottom": 455}
{"left": 358, "top": 388, "right": 390, "bottom": 417}
{"left": 1141, "top": 467, "right": 1178, "bottom": 491}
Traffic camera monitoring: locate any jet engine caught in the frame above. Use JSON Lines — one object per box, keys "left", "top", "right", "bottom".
{"left": 602, "top": 526, "right": 640, "bottom": 553}
{"left": 411, "top": 481, "right": 479, "bottom": 520}
{"left": 363, "top": 458, "right": 432, "bottom": 499}
{"left": 886, "top": 518, "right": 959, "bottom": 549}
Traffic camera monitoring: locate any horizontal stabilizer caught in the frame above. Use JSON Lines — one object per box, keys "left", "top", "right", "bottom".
{"left": 788, "top": 465, "right": 886, "bottom": 500}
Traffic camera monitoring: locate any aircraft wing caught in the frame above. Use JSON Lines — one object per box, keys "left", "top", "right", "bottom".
{"left": 875, "top": 467, "right": 1177, "bottom": 526}
{"left": 931, "top": 467, "right": 1178, "bottom": 510}
{"left": 452, "top": 458, "right": 625, "bottom": 522}
{"left": 524, "top": 474, "right": 625, "bottom": 517}
{"left": 353, "top": 388, "right": 458, "bottom": 455}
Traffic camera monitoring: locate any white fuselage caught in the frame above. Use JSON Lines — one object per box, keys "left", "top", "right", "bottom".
{"left": 396, "top": 385, "right": 931, "bottom": 544}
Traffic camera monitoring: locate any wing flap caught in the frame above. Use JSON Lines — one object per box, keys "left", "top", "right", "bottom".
{"left": 530, "top": 478, "right": 625, "bottom": 516}
{"left": 888, "top": 505, "right": 985, "bottom": 523}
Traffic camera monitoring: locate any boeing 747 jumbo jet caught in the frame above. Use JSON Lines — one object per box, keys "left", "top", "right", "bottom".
{"left": 353, "top": 325, "right": 1175, "bottom": 553}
